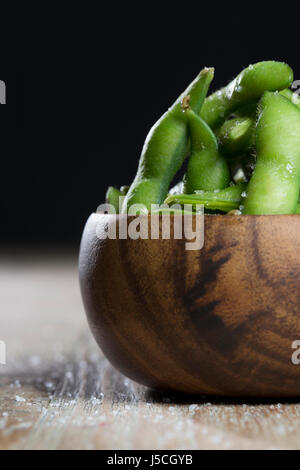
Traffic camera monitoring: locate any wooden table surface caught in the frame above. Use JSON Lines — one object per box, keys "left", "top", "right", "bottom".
{"left": 1, "top": 248, "right": 300, "bottom": 450}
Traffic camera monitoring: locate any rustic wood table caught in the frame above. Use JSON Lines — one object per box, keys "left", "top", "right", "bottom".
{"left": 1, "top": 249, "right": 300, "bottom": 450}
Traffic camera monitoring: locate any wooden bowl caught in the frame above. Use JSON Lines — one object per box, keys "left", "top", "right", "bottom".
{"left": 79, "top": 213, "right": 300, "bottom": 397}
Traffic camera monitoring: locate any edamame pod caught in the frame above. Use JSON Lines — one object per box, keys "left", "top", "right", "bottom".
{"left": 182, "top": 98, "right": 230, "bottom": 193}
{"left": 105, "top": 185, "right": 129, "bottom": 213}
{"left": 234, "top": 102, "right": 257, "bottom": 119}
{"left": 200, "top": 61, "right": 293, "bottom": 129}
{"left": 106, "top": 186, "right": 122, "bottom": 212}
{"left": 122, "top": 68, "right": 214, "bottom": 212}
{"left": 243, "top": 92, "right": 300, "bottom": 215}
{"left": 279, "top": 89, "right": 300, "bottom": 108}
{"left": 234, "top": 87, "right": 300, "bottom": 118}
{"left": 217, "top": 117, "right": 255, "bottom": 159}
{"left": 165, "top": 183, "right": 246, "bottom": 213}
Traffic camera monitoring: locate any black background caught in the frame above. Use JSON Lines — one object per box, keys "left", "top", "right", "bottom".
{"left": 2, "top": 5, "right": 299, "bottom": 245}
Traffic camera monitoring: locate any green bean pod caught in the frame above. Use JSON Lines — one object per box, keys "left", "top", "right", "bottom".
{"left": 234, "top": 102, "right": 257, "bottom": 119}
{"left": 234, "top": 87, "right": 300, "bottom": 118}
{"left": 121, "top": 68, "right": 214, "bottom": 213}
{"left": 279, "top": 89, "right": 300, "bottom": 108}
{"left": 183, "top": 103, "right": 230, "bottom": 193}
{"left": 200, "top": 61, "right": 293, "bottom": 129}
{"left": 243, "top": 92, "right": 300, "bottom": 215}
{"left": 217, "top": 117, "right": 255, "bottom": 159}
{"left": 105, "top": 185, "right": 129, "bottom": 213}
{"left": 105, "top": 186, "right": 122, "bottom": 212}
{"left": 165, "top": 183, "right": 246, "bottom": 213}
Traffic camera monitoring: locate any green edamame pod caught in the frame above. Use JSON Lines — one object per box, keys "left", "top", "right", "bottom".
{"left": 243, "top": 92, "right": 300, "bottom": 215}
{"left": 122, "top": 68, "right": 214, "bottom": 212}
{"left": 235, "top": 87, "right": 300, "bottom": 118}
{"left": 182, "top": 98, "right": 230, "bottom": 193}
{"left": 200, "top": 61, "right": 293, "bottom": 129}
{"left": 105, "top": 186, "right": 121, "bottom": 214}
{"left": 295, "top": 202, "right": 300, "bottom": 214}
{"left": 105, "top": 185, "right": 129, "bottom": 213}
{"left": 106, "top": 186, "right": 122, "bottom": 212}
{"left": 279, "top": 89, "right": 300, "bottom": 108}
{"left": 217, "top": 117, "right": 255, "bottom": 159}
{"left": 234, "top": 102, "right": 257, "bottom": 119}
{"left": 165, "top": 183, "right": 246, "bottom": 213}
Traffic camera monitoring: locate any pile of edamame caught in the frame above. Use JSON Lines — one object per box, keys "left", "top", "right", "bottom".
{"left": 107, "top": 61, "right": 300, "bottom": 215}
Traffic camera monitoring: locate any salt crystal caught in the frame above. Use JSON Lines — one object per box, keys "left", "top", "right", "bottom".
{"left": 91, "top": 397, "right": 102, "bottom": 405}
{"left": 188, "top": 404, "right": 198, "bottom": 413}
{"left": 233, "top": 168, "right": 247, "bottom": 184}
{"left": 15, "top": 395, "right": 26, "bottom": 403}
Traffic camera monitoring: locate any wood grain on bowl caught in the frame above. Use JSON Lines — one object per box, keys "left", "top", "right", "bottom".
{"left": 79, "top": 213, "right": 300, "bottom": 397}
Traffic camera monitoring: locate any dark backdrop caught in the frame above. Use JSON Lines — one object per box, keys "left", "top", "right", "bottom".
{"left": 2, "top": 5, "right": 299, "bottom": 244}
